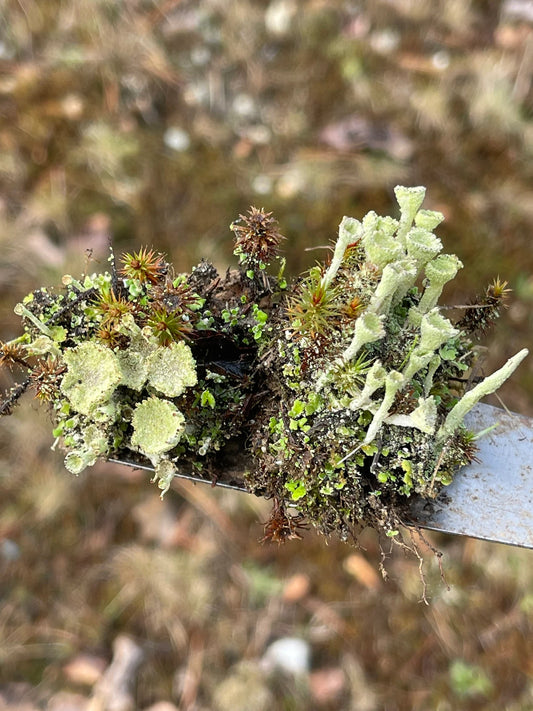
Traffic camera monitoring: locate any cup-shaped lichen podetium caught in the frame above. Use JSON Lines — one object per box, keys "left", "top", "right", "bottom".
{"left": 362, "top": 221, "right": 403, "bottom": 268}
{"left": 417, "top": 253, "right": 463, "bottom": 315}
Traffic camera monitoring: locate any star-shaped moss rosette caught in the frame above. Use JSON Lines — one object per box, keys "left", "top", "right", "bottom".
{"left": 0, "top": 187, "right": 527, "bottom": 544}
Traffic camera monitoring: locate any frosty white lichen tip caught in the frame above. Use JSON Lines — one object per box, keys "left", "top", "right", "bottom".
{"left": 394, "top": 185, "right": 426, "bottom": 243}
{"left": 321, "top": 216, "right": 361, "bottom": 289}
{"left": 417, "top": 253, "right": 463, "bottom": 316}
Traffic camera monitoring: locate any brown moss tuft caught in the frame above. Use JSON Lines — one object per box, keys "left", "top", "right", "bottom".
{"left": 231, "top": 207, "right": 285, "bottom": 265}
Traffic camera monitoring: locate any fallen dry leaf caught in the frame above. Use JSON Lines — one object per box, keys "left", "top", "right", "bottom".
{"left": 63, "top": 654, "right": 106, "bottom": 686}
{"left": 309, "top": 667, "right": 346, "bottom": 706}
{"left": 343, "top": 554, "right": 381, "bottom": 591}
{"left": 282, "top": 573, "right": 311, "bottom": 602}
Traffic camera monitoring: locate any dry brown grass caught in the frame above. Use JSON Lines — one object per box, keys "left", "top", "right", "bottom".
{"left": 0, "top": 1, "right": 532, "bottom": 708}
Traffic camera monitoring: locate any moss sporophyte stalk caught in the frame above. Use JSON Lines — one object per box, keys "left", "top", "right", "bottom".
{"left": 1, "top": 189, "right": 528, "bottom": 544}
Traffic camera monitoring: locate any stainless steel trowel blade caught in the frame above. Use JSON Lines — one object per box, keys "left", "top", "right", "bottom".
{"left": 409, "top": 402, "right": 533, "bottom": 548}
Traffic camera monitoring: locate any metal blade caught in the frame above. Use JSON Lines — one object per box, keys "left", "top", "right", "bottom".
{"left": 409, "top": 402, "right": 533, "bottom": 548}
{"left": 109, "top": 402, "right": 533, "bottom": 549}
{"left": 107, "top": 457, "right": 250, "bottom": 493}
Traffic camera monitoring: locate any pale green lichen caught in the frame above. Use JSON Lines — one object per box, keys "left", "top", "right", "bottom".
{"left": 14, "top": 302, "right": 66, "bottom": 342}
{"left": 249, "top": 185, "right": 528, "bottom": 543}
{"left": 115, "top": 314, "right": 158, "bottom": 389}
{"left": 64, "top": 423, "right": 109, "bottom": 474}
{"left": 418, "top": 309, "right": 459, "bottom": 355}
{"left": 367, "top": 260, "right": 417, "bottom": 314}
{"left": 414, "top": 209, "right": 445, "bottom": 231}
{"left": 405, "top": 228, "right": 442, "bottom": 267}
{"left": 437, "top": 348, "right": 529, "bottom": 442}
{"left": 116, "top": 317, "right": 198, "bottom": 401}
{"left": 60, "top": 342, "right": 122, "bottom": 415}
{"left": 116, "top": 349, "right": 149, "bottom": 391}
{"left": 364, "top": 370, "right": 404, "bottom": 444}
{"left": 146, "top": 341, "right": 198, "bottom": 397}
{"left": 118, "top": 313, "right": 158, "bottom": 355}
{"left": 349, "top": 360, "right": 387, "bottom": 410}
{"left": 130, "top": 397, "right": 186, "bottom": 457}
{"left": 24, "top": 335, "right": 62, "bottom": 358}
{"left": 90, "top": 396, "right": 120, "bottom": 424}
{"left": 154, "top": 458, "right": 178, "bottom": 498}
{"left": 386, "top": 396, "right": 438, "bottom": 434}
{"left": 65, "top": 450, "right": 96, "bottom": 475}
{"left": 363, "top": 229, "right": 404, "bottom": 268}
{"left": 362, "top": 212, "right": 402, "bottom": 268}
{"left": 394, "top": 185, "right": 427, "bottom": 244}
{"left": 340, "top": 312, "right": 386, "bottom": 364}
{"left": 414, "top": 253, "right": 463, "bottom": 318}
{"left": 316, "top": 312, "right": 385, "bottom": 391}
{"left": 322, "top": 216, "right": 361, "bottom": 289}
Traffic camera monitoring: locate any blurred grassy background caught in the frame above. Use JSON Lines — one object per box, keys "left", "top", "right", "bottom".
{"left": 0, "top": 1, "right": 532, "bottom": 709}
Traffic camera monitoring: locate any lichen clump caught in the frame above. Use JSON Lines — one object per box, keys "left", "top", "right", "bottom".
{"left": 249, "top": 187, "right": 527, "bottom": 539}
{"left": 1, "top": 187, "right": 527, "bottom": 542}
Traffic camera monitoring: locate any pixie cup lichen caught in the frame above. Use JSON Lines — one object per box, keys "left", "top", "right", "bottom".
{"left": 246, "top": 185, "right": 528, "bottom": 543}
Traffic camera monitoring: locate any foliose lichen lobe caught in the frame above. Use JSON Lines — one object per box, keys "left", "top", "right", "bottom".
{"left": 1, "top": 187, "right": 527, "bottom": 543}
{"left": 130, "top": 397, "right": 186, "bottom": 457}
{"left": 60, "top": 342, "right": 122, "bottom": 415}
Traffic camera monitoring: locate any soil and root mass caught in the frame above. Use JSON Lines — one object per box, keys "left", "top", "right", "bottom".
{"left": 1, "top": 187, "right": 527, "bottom": 544}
